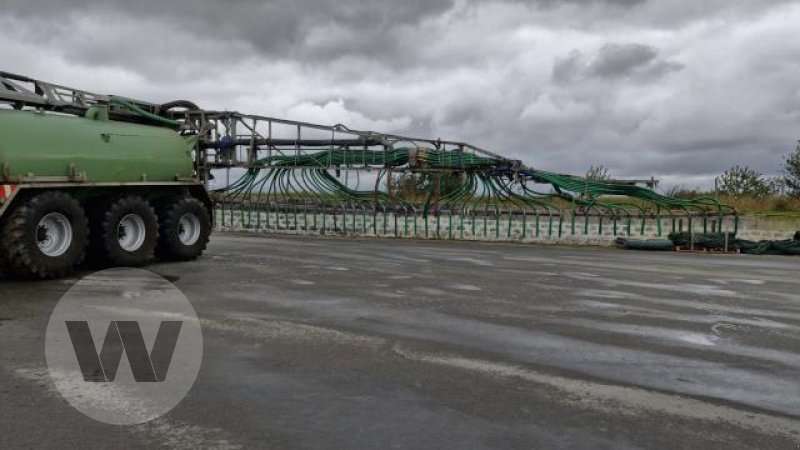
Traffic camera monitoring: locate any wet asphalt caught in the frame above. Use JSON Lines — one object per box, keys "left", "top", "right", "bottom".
{"left": 2, "top": 233, "right": 800, "bottom": 449}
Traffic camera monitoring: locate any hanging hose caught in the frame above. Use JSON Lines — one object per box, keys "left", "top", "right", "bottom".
{"left": 217, "top": 147, "right": 735, "bottom": 220}
{"left": 109, "top": 96, "right": 181, "bottom": 128}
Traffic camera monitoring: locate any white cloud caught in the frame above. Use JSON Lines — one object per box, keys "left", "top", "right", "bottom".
{"left": 285, "top": 99, "right": 412, "bottom": 131}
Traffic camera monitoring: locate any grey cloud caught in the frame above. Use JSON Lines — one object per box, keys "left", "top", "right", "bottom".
{"left": 4, "top": 0, "right": 784, "bottom": 63}
{"left": 552, "top": 51, "right": 583, "bottom": 84}
{"left": 3, "top": 0, "right": 455, "bottom": 61}
{"left": 553, "top": 43, "right": 682, "bottom": 84}
{"left": 590, "top": 44, "right": 659, "bottom": 78}
{"left": 1, "top": 0, "right": 799, "bottom": 188}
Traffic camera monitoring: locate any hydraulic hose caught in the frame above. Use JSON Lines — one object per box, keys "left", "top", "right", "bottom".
{"left": 109, "top": 96, "right": 181, "bottom": 128}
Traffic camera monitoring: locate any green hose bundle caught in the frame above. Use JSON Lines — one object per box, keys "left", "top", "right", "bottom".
{"left": 218, "top": 146, "right": 735, "bottom": 219}
{"left": 668, "top": 231, "right": 800, "bottom": 255}
{"left": 615, "top": 238, "right": 675, "bottom": 251}
{"left": 669, "top": 232, "right": 737, "bottom": 249}
{"left": 737, "top": 238, "right": 800, "bottom": 255}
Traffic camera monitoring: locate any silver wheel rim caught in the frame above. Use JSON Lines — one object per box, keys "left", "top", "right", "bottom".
{"left": 118, "top": 214, "right": 147, "bottom": 252}
{"left": 37, "top": 213, "right": 73, "bottom": 257}
{"left": 178, "top": 213, "right": 201, "bottom": 246}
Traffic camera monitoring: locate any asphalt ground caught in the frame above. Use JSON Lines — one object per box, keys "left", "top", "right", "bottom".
{"left": 2, "top": 234, "right": 800, "bottom": 449}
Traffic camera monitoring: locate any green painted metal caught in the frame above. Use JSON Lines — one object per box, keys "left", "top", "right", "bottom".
{"left": 0, "top": 109, "right": 195, "bottom": 183}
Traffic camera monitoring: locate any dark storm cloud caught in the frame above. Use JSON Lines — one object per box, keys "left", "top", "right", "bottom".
{"left": 2, "top": 0, "right": 456, "bottom": 60}
{"left": 3, "top": 0, "right": 772, "bottom": 63}
{"left": 1, "top": 0, "right": 799, "bottom": 188}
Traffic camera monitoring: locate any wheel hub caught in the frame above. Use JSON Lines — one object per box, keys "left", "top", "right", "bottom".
{"left": 117, "top": 214, "right": 147, "bottom": 252}
{"left": 37, "top": 213, "right": 73, "bottom": 257}
{"left": 177, "top": 213, "right": 202, "bottom": 246}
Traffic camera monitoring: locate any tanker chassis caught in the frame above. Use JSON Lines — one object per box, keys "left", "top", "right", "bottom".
{"left": 0, "top": 72, "right": 212, "bottom": 278}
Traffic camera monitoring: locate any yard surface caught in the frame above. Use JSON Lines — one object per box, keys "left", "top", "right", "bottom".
{"left": 2, "top": 234, "right": 799, "bottom": 449}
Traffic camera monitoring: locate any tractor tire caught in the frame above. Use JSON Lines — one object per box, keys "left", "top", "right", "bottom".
{"left": 0, "top": 191, "right": 89, "bottom": 278}
{"left": 155, "top": 197, "right": 211, "bottom": 261}
{"left": 89, "top": 196, "right": 158, "bottom": 267}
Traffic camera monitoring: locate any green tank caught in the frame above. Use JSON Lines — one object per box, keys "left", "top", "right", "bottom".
{"left": 0, "top": 103, "right": 211, "bottom": 279}
{"left": 0, "top": 108, "right": 195, "bottom": 183}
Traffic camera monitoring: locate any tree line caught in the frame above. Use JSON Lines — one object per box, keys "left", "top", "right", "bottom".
{"left": 713, "top": 142, "right": 800, "bottom": 199}
{"left": 586, "top": 143, "right": 800, "bottom": 200}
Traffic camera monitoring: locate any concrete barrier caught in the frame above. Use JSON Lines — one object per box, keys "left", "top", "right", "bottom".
{"left": 214, "top": 205, "right": 800, "bottom": 246}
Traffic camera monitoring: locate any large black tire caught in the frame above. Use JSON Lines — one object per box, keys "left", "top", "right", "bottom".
{"left": 0, "top": 191, "right": 89, "bottom": 278}
{"left": 156, "top": 197, "right": 211, "bottom": 261}
{"left": 88, "top": 196, "right": 158, "bottom": 267}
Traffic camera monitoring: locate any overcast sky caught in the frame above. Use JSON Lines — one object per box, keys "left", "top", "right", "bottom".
{"left": 2, "top": 0, "right": 799, "bottom": 188}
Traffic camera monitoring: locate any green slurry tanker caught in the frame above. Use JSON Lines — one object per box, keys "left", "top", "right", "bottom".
{"left": 0, "top": 71, "right": 738, "bottom": 278}
{"left": 0, "top": 72, "right": 212, "bottom": 278}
